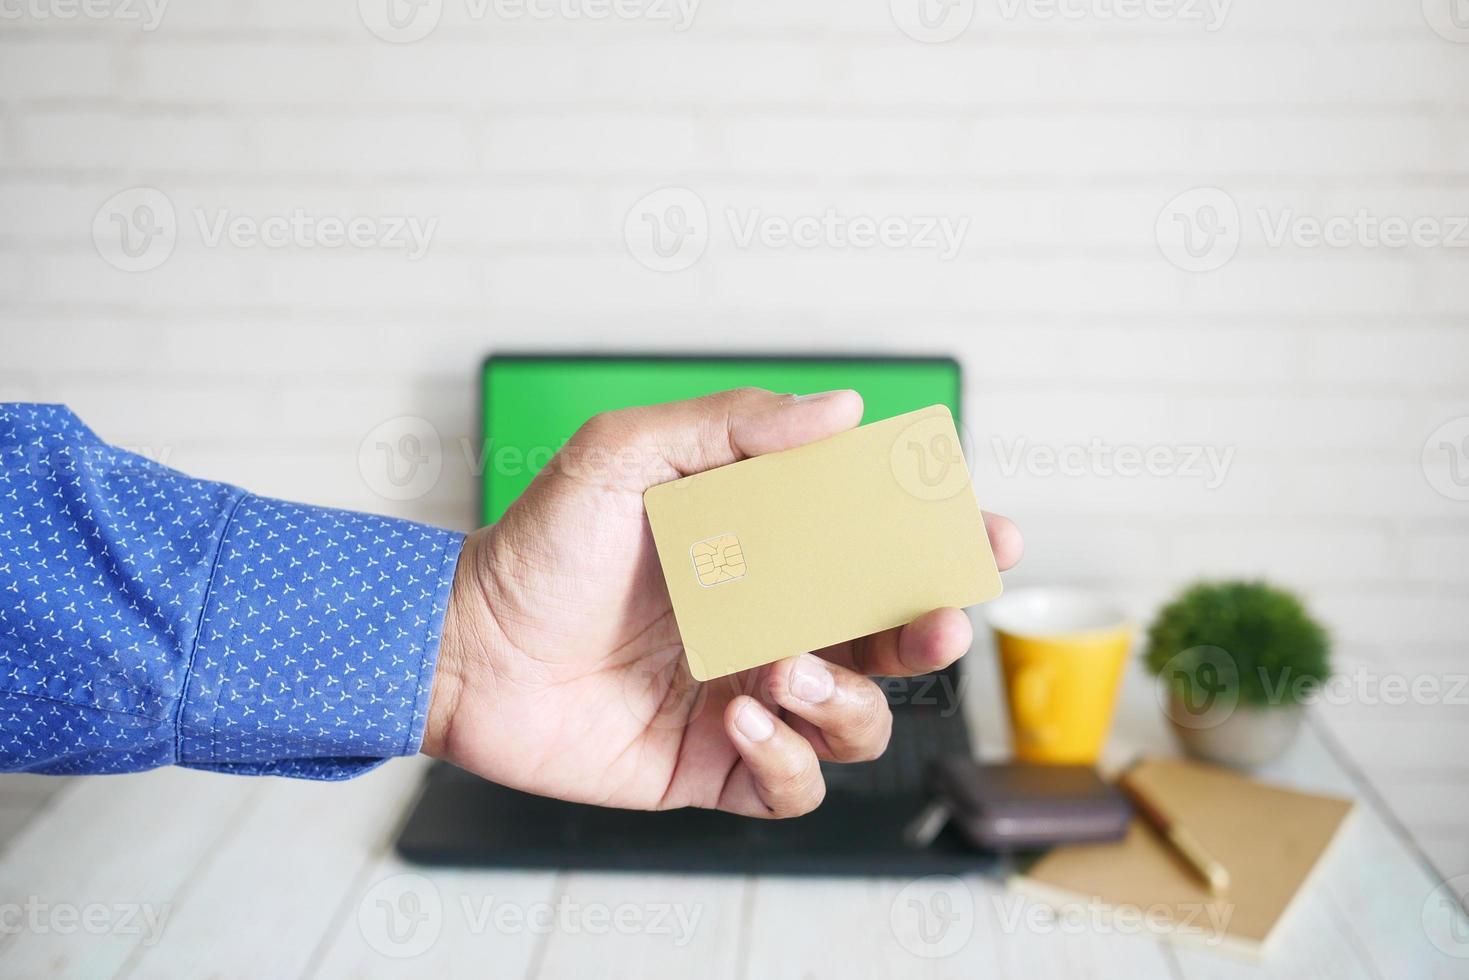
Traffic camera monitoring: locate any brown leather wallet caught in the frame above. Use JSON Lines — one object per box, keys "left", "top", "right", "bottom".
{"left": 923, "top": 758, "right": 1133, "bottom": 852}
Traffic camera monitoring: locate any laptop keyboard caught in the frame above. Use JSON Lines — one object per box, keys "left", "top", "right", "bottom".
{"left": 819, "top": 707, "right": 972, "bottom": 797}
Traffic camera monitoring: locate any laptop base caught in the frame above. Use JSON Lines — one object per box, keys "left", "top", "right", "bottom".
{"left": 395, "top": 704, "right": 992, "bottom": 877}
{"left": 395, "top": 761, "right": 993, "bottom": 877}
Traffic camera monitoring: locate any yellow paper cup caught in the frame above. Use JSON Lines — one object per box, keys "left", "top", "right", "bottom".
{"left": 986, "top": 588, "right": 1133, "bottom": 764}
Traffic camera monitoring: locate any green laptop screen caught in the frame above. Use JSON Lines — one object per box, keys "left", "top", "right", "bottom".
{"left": 480, "top": 356, "right": 961, "bottom": 524}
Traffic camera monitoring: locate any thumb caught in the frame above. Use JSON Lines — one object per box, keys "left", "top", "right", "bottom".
{"left": 563, "top": 386, "right": 865, "bottom": 490}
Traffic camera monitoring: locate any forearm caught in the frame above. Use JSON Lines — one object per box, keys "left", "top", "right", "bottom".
{"left": 175, "top": 494, "right": 462, "bottom": 779}
{"left": 0, "top": 403, "right": 462, "bottom": 778}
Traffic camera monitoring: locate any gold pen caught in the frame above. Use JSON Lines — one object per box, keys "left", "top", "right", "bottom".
{"left": 1118, "top": 761, "right": 1231, "bottom": 894}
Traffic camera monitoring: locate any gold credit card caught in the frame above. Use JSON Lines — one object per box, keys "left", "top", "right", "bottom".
{"left": 643, "top": 405, "right": 1002, "bottom": 681}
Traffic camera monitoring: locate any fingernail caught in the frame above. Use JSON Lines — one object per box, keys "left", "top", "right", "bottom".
{"left": 735, "top": 700, "right": 775, "bottom": 742}
{"left": 789, "top": 654, "right": 835, "bottom": 704}
{"left": 793, "top": 389, "right": 849, "bottom": 403}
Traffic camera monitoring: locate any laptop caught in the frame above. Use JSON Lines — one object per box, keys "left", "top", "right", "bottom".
{"left": 394, "top": 354, "right": 991, "bottom": 875}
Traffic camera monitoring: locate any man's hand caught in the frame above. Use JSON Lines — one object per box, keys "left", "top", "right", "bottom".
{"left": 422, "top": 388, "right": 1023, "bottom": 818}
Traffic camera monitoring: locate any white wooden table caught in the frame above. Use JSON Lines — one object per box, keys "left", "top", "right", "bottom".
{"left": 2, "top": 662, "right": 1466, "bottom": 980}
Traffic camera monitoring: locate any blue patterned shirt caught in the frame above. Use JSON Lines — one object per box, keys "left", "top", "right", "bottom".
{"left": 0, "top": 404, "right": 463, "bottom": 780}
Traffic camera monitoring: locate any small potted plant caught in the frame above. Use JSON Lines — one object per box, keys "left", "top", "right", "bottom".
{"left": 1144, "top": 580, "right": 1331, "bottom": 769}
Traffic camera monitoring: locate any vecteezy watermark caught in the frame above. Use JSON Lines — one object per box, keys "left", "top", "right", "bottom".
{"left": 1256, "top": 209, "right": 1469, "bottom": 251}
{"left": 359, "top": 416, "right": 444, "bottom": 502}
{"left": 357, "top": 0, "right": 443, "bottom": 42}
{"left": 889, "top": 0, "right": 975, "bottom": 43}
{"left": 357, "top": 874, "right": 704, "bottom": 958}
{"left": 353, "top": 417, "right": 651, "bottom": 501}
{"left": 624, "top": 187, "right": 709, "bottom": 272}
{"left": 1422, "top": 417, "right": 1469, "bottom": 502}
{"left": 93, "top": 187, "right": 178, "bottom": 273}
{"left": 891, "top": 0, "right": 1230, "bottom": 41}
{"left": 1157, "top": 186, "right": 1469, "bottom": 272}
{"left": 1158, "top": 645, "right": 1469, "bottom": 729}
{"left": 879, "top": 672, "right": 969, "bottom": 718}
{"left": 1302, "top": 668, "right": 1469, "bottom": 708}
{"left": 995, "top": 0, "right": 1231, "bottom": 31}
{"left": 358, "top": 0, "right": 700, "bottom": 42}
{"left": 1423, "top": 875, "right": 1469, "bottom": 958}
{"left": 357, "top": 415, "right": 798, "bottom": 502}
{"left": 0, "top": 897, "right": 171, "bottom": 947}
{"left": 0, "top": 0, "right": 168, "bottom": 30}
{"left": 358, "top": 874, "right": 443, "bottom": 958}
{"left": 992, "top": 894, "right": 1233, "bottom": 945}
{"left": 616, "top": 657, "right": 971, "bottom": 734}
{"left": 1422, "top": 0, "right": 1469, "bottom": 43}
{"left": 92, "top": 187, "right": 438, "bottom": 272}
{"left": 728, "top": 209, "right": 970, "bottom": 262}
{"left": 7, "top": 441, "right": 175, "bottom": 482}
{"left": 1156, "top": 646, "right": 1240, "bottom": 729}
{"left": 890, "top": 875, "right": 975, "bottom": 958}
{"left": 194, "top": 209, "right": 436, "bottom": 260}
{"left": 993, "top": 437, "right": 1236, "bottom": 490}
{"left": 890, "top": 411, "right": 976, "bottom": 502}
{"left": 1155, "top": 187, "right": 1241, "bottom": 273}
{"left": 618, "top": 645, "right": 715, "bottom": 730}
{"left": 624, "top": 187, "right": 971, "bottom": 273}
{"left": 358, "top": 414, "right": 977, "bottom": 504}
{"left": 455, "top": 895, "right": 702, "bottom": 947}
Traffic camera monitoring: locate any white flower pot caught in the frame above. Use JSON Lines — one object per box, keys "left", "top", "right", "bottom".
{"left": 1166, "top": 692, "right": 1305, "bottom": 770}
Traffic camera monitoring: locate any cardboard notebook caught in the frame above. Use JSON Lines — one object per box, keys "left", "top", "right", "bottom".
{"left": 1011, "top": 758, "right": 1355, "bottom": 959}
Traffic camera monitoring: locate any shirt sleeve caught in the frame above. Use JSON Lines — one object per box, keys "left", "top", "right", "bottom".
{"left": 0, "top": 403, "right": 464, "bottom": 780}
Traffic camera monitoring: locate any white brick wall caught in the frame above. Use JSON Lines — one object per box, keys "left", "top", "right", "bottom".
{"left": 2, "top": 0, "right": 1466, "bottom": 872}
